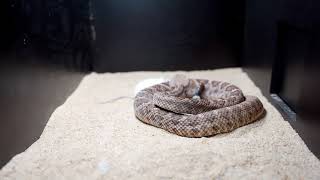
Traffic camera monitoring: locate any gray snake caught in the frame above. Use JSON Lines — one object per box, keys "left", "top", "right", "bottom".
{"left": 134, "top": 75, "right": 265, "bottom": 137}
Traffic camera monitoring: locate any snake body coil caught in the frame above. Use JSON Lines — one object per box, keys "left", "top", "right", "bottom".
{"left": 134, "top": 75, "right": 265, "bottom": 137}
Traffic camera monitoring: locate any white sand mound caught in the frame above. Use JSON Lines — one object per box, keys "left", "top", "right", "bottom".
{"left": 1, "top": 68, "right": 320, "bottom": 180}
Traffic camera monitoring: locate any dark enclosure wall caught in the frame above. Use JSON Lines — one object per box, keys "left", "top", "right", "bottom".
{"left": 4, "top": 0, "right": 245, "bottom": 72}
{"left": 93, "top": 0, "right": 245, "bottom": 72}
{"left": 0, "top": 1, "right": 86, "bottom": 167}
{"left": 1, "top": 0, "right": 95, "bottom": 72}
{"left": 243, "top": 0, "right": 320, "bottom": 157}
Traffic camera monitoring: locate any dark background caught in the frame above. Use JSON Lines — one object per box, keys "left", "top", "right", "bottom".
{"left": 92, "top": 0, "right": 244, "bottom": 72}
{"left": 1, "top": 0, "right": 320, "bottom": 168}
{"left": 0, "top": 0, "right": 88, "bottom": 167}
{"left": 243, "top": 0, "right": 320, "bottom": 157}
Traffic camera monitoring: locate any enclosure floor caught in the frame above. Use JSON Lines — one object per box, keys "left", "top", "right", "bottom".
{"left": 1, "top": 68, "right": 320, "bottom": 179}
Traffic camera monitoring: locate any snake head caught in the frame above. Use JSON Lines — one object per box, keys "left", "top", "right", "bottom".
{"left": 169, "top": 74, "right": 189, "bottom": 88}
{"left": 185, "top": 80, "right": 201, "bottom": 98}
{"left": 169, "top": 74, "right": 204, "bottom": 98}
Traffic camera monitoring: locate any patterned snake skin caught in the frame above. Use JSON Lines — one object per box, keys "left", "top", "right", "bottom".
{"left": 134, "top": 75, "right": 265, "bottom": 137}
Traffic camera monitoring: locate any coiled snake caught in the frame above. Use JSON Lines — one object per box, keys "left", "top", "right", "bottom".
{"left": 134, "top": 75, "right": 265, "bottom": 137}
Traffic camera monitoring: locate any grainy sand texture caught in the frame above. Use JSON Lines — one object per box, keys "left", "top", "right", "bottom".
{"left": 1, "top": 68, "right": 320, "bottom": 180}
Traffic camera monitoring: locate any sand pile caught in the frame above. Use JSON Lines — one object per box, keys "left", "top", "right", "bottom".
{"left": 1, "top": 68, "right": 319, "bottom": 179}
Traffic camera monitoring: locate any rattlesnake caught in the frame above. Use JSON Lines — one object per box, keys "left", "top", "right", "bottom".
{"left": 134, "top": 75, "right": 265, "bottom": 137}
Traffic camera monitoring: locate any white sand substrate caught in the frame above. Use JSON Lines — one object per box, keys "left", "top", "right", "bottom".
{"left": 1, "top": 68, "right": 319, "bottom": 180}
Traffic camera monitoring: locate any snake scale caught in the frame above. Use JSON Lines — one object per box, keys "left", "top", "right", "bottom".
{"left": 134, "top": 75, "right": 265, "bottom": 137}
